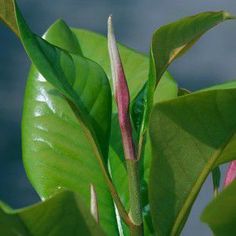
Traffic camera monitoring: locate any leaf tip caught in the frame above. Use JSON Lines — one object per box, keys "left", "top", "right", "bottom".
{"left": 222, "top": 11, "right": 236, "bottom": 20}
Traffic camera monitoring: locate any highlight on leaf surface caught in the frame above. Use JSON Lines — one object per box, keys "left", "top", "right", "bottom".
{"left": 90, "top": 184, "right": 99, "bottom": 223}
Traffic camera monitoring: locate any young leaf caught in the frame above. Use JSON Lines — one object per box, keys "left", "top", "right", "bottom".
{"left": 132, "top": 11, "right": 235, "bottom": 143}
{"left": 0, "top": 191, "right": 106, "bottom": 236}
{"left": 108, "top": 16, "right": 136, "bottom": 161}
{"left": 21, "top": 20, "right": 119, "bottom": 234}
{"left": 201, "top": 180, "right": 236, "bottom": 236}
{"left": 224, "top": 160, "right": 236, "bottom": 186}
{"left": 149, "top": 88, "right": 236, "bottom": 235}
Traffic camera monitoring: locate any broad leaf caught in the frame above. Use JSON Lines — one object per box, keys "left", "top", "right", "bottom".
{"left": 201, "top": 180, "right": 236, "bottom": 236}
{"left": 132, "top": 11, "right": 235, "bottom": 142}
{"left": 151, "top": 11, "right": 234, "bottom": 83}
{"left": 0, "top": 0, "right": 19, "bottom": 36}
{"left": 149, "top": 88, "right": 236, "bottom": 235}
{"left": 72, "top": 28, "right": 150, "bottom": 102}
{"left": 0, "top": 191, "right": 105, "bottom": 236}
{"left": 1, "top": 1, "right": 119, "bottom": 234}
{"left": 21, "top": 19, "right": 118, "bottom": 234}
{"left": 14, "top": 3, "right": 112, "bottom": 161}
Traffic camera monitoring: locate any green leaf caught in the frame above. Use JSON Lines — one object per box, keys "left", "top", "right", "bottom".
{"left": 15, "top": 3, "right": 111, "bottom": 161}
{"left": 133, "top": 11, "right": 235, "bottom": 142}
{"left": 14, "top": 7, "right": 161, "bottom": 233}
{"left": 0, "top": 0, "right": 19, "bottom": 36}
{"left": 44, "top": 19, "right": 82, "bottom": 55}
{"left": 0, "top": 191, "right": 106, "bottom": 236}
{"left": 153, "top": 72, "right": 178, "bottom": 103}
{"left": 131, "top": 72, "right": 176, "bottom": 137}
{"left": 0, "top": 203, "right": 27, "bottom": 236}
{"left": 151, "top": 11, "right": 234, "bottom": 83}
{"left": 149, "top": 88, "right": 236, "bottom": 235}
{"left": 21, "top": 19, "right": 118, "bottom": 234}
{"left": 71, "top": 28, "right": 149, "bottom": 103}
{"left": 108, "top": 76, "right": 178, "bottom": 235}
{"left": 201, "top": 180, "right": 236, "bottom": 236}
{"left": 200, "top": 79, "right": 236, "bottom": 91}
{"left": 109, "top": 115, "right": 129, "bottom": 205}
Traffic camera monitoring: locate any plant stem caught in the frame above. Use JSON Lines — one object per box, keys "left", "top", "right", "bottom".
{"left": 126, "top": 160, "right": 143, "bottom": 235}
{"left": 129, "top": 224, "right": 144, "bottom": 236}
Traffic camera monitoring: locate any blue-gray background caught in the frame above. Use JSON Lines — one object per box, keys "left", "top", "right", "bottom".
{"left": 0, "top": 0, "right": 235, "bottom": 235}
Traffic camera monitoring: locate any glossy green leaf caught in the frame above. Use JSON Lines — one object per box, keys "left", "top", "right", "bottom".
{"left": 0, "top": 0, "right": 19, "bottom": 36}
{"left": 72, "top": 28, "right": 149, "bottom": 102}
{"left": 133, "top": 11, "right": 235, "bottom": 143}
{"left": 0, "top": 191, "right": 105, "bottom": 236}
{"left": 21, "top": 19, "right": 118, "bottom": 234}
{"left": 14, "top": 8, "right": 165, "bottom": 234}
{"left": 149, "top": 88, "right": 236, "bottom": 235}
{"left": 151, "top": 11, "right": 234, "bottom": 83}
{"left": 43, "top": 19, "right": 82, "bottom": 55}
{"left": 201, "top": 180, "right": 236, "bottom": 236}
{"left": 15, "top": 3, "right": 111, "bottom": 161}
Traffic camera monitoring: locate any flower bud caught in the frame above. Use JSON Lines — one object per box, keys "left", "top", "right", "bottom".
{"left": 108, "top": 16, "right": 136, "bottom": 160}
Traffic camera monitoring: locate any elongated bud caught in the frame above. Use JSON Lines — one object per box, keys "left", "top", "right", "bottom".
{"left": 90, "top": 184, "right": 99, "bottom": 223}
{"left": 108, "top": 15, "right": 136, "bottom": 161}
{"left": 224, "top": 160, "right": 236, "bottom": 187}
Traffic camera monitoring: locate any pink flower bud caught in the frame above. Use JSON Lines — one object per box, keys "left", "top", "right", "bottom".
{"left": 108, "top": 15, "right": 136, "bottom": 161}
{"left": 224, "top": 160, "right": 236, "bottom": 187}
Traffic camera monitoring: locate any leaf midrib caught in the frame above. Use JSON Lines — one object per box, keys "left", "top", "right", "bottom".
{"left": 171, "top": 131, "right": 236, "bottom": 235}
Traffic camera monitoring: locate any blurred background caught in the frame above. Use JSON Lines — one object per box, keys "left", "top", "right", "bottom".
{"left": 0, "top": 0, "right": 236, "bottom": 235}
